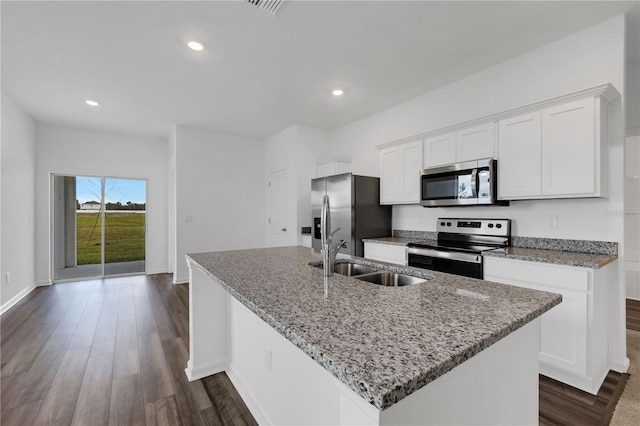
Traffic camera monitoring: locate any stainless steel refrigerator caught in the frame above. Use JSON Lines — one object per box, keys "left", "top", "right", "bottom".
{"left": 311, "top": 173, "right": 392, "bottom": 257}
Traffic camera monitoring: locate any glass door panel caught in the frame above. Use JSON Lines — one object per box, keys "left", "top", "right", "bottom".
{"left": 103, "top": 178, "right": 146, "bottom": 276}
{"left": 53, "top": 175, "right": 103, "bottom": 280}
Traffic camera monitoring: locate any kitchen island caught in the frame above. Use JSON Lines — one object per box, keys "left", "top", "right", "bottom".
{"left": 185, "top": 246, "right": 561, "bottom": 425}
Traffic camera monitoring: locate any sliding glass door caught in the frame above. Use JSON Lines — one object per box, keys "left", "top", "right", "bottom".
{"left": 52, "top": 175, "right": 146, "bottom": 281}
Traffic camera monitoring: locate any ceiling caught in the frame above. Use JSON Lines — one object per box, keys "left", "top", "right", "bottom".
{"left": 2, "top": 1, "right": 639, "bottom": 140}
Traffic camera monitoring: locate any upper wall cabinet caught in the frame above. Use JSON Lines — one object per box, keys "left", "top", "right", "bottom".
{"left": 498, "top": 91, "right": 614, "bottom": 200}
{"left": 423, "top": 123, "right": 495, "bottom": 168}
{"left": 377, "top": 83, "right": 619, "bottom": 205}
{"left": 317, "top": 161, "right": 350, "bottom": 178}
{"left": 380, "top": 140, "right": 423, "bottom": 204}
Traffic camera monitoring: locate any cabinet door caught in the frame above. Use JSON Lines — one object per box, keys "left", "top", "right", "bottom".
{"left": 497, "top": 112, "right": 542, "bottom": 199}
{"left": 531, "top": 283, "right": 588, "bottom": 376}
{"left": 541, "top": 98, "right": 596, "bottom": 196}
{"left": 457, "top": 123, "right": 495, "bottom": 162}
{"left": 401, "top": 141, "right": 423, "bottom": 203}
{"left": 380, "top": 147, "right": 401, "bottom": 204}
{"left": 364, "top": 242, "right": 407, "bottom": 265}
{"left": 423, "top": 132, "right": 456, "bottom": 168}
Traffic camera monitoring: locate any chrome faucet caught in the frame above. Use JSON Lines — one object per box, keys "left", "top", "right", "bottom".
{"left": 320, "top": 195, "right": 349, "bottom": 295}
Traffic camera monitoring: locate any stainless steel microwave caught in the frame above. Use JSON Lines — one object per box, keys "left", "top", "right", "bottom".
{"left": 420, "top": 159, "right": 508, "bottom": 207}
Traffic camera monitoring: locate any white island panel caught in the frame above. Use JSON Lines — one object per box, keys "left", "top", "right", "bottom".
{"left": 187, "top": 261, "right": 541, "bottom": 425}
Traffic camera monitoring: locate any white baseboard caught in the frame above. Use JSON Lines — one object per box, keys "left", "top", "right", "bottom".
{"left": 184, "top": 359, "right": 227, "bottom": 382}
{"left": 36, "top": 279, "right": 52, "bottom": 286}
{"left": 1, "top": 284, "right": 37, "bottom": 315}
{"left": 610, "top": 357, "right": 631, "bottom": 374}
{"left": 146, "top": 269, "right": 169, "bottom": 275}
{"left": 173, "top": 276, "right": 189, "bottom": 285}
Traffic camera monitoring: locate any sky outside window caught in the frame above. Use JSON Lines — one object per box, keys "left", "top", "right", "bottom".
{"left": 76, "top": 176, "right": 146, "bottom": 204}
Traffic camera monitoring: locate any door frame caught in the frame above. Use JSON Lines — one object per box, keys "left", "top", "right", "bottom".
{"left": 49, "top": 173, "right": 148, "bottom": 283}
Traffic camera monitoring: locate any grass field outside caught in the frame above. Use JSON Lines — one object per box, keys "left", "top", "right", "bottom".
{"left": 76, "top": 212, "right": 145, "bottom": 265}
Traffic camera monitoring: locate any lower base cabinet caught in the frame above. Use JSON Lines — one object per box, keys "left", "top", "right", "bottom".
{"left": 363, "top": 242, "right": 407, "bottom": 265}
{"left": 484, "top": 256, "right": 609, "bottom": 394}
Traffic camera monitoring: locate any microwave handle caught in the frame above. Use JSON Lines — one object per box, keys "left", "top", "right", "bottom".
{"left": 470, "top": 168, "right": 478, "bottom": 198}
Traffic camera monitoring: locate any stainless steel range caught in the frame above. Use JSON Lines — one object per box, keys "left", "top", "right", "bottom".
{"left": 407, "top": 218, "right": 511, "bottom": 279}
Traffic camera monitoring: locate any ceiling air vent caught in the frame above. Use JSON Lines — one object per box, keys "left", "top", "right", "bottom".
{"left": 245, "top": 0, "right": 284, "bottom": 15}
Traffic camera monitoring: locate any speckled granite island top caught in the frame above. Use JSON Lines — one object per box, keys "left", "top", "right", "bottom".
{"left": 186, "top": 246, "right": 561, "bottom": 411}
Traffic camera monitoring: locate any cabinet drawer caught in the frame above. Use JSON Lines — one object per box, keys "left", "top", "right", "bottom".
{"left": 364, "top": 242, "right": 407, "bottom": 266}
{"left": 484, "top": 257, "right": 590, "bottom": 292}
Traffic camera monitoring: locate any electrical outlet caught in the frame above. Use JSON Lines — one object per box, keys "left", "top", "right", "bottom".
{"left": 265, "top": 349, "right": 272, "bottom": 372}
{"left": 6, "top": 272, "right": 10, "bottom": 283}
{"left": 546, "top": 216, "right": 558, "bottom": 230}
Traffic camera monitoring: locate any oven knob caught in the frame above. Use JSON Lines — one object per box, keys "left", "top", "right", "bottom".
{"left": 440, "top": 221, "right": 445, "bottom": 226}
{"left": 488, "top": 223, "right": 494, "bottom": 228}
{"left": 496, "top": 224, "right": 502, "bottom": 228}
{"left": 447, "top": 222, "right": 452, "bottom": 226}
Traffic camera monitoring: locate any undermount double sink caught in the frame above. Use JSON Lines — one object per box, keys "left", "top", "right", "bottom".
{"left": 322, "top": 262, "right": 427, "bottom": 287}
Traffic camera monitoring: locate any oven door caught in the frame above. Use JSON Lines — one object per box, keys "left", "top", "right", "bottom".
{"left": 420, "top": 160, "right": 478, "bottom": 207}
{"left": 407, "top": 247, "right": 483, "bottom": 279}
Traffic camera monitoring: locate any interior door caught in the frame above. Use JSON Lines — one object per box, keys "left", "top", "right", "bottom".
{"left": 268, "top": 169, "right": 288, "bottom": 247}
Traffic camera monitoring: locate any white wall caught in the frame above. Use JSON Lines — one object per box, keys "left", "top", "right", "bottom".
{"left": 296, "top": 125, "right": 329, "bottom": 243}
{"left": 1, "top": 91, "right": 36, "bottom": 312}
{"left": 265, "top": 126, "right": 298, "bottom": 247}
{"left": 330, "top": 15, "right": 625, "bottom": 243}
{"left": 329, "top": 15, "right": 628, "bottom": 368}
{"left": 173, "top": 126, "right": 266, "bottom": 284}
{"left": 168, "top": 127, "right": 177, "bottom": 274}
{"left": 264, "top": 124, "right": 327, "bottom": 247}
{"left": 625, "top": 134, "right": 640, "bottom": 299}
{"left": 34, "top": 124, "right": 169, "bottom": 284}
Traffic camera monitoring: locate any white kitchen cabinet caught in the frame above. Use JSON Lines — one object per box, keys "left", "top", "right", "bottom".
{"left": 541, "top": 98, "right": 601, "bottom": 196}
{"left": 457, "top": 123, "right": 495, "bottom": 162}
{"left": 380, "top": 140, "right": 422, "bottom": 204}
{"left": 498, "top": 94, "right": 611, "bottom": 200}
{"left": 364, "top": 242, "right": 407, "bottom": 266}
{"left": 497, "top": 112, "right": 542, "bottom": 198}
{"left": 423, "top": 132, "right": 456, "bottom": 168}
{"left": 423, "top": 123, "right": 495, "bottom": 168}
{"left": 484, "top": 256, "right": 609, "bottom": 394}
{"left": 317, "top": 161, "right": 351, "bottom": 178}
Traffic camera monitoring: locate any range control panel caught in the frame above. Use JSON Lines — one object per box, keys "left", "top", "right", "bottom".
{"left": 436, "top": 218, "right": 511, "bottom": 237}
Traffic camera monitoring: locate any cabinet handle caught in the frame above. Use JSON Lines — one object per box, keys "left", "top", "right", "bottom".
{"left": 281, "top": 228, "right": 287, "bottom": 232}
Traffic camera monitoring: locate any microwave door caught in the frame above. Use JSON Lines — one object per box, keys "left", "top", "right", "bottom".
{"left": 422, "top": 169, "right": 478, "bottom": 206}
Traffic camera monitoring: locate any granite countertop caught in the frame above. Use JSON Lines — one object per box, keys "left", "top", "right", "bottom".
{"left": 186, "top": 246, "right": 560, "bottom": 411}
{"left": 362, "top": 236, "right": 427, "bottom": 246}
{"left": 364, "top": 235, "right": 617, "bottom": 269}
{"left": 482, "top": 247, "right": 617, "bottom": 269}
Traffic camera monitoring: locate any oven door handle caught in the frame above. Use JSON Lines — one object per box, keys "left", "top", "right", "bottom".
{"left": 407, "top": 247, "right": 482, "bottom": 264}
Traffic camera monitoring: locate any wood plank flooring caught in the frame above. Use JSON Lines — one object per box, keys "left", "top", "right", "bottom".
{"left": 627, "top": 298, "right": 640, "bottom": 332}
{"left": 1, "top": 274, "right": 635, "bottom": 425}
{"left": 1, "top": 274, "right": 256, "bottom": 426}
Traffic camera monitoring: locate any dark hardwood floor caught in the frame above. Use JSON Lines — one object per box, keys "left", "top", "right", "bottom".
{"left": 1, "top": 274, "right": 256, "bottom": 426}
{"left": 0, "top": 274, "right": 635, "bottom": 425}
{"left": 627, "top": 298, "right": 640, "bottom": 332}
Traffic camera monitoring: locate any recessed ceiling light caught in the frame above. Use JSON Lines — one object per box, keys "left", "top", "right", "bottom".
{"left": 187, "top": 41, "right": 204, "bottom": 51}
{"left": 85, "top": 100, "right": 100, "bottom": 107}
{"left": 332, "top": 89, "right": 344, "bottom": 96}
